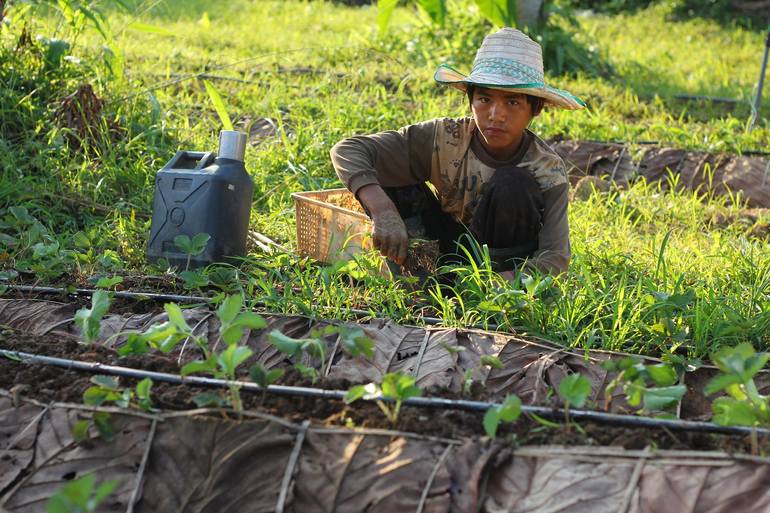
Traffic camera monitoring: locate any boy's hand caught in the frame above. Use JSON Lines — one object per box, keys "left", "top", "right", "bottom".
{"left": 371, "top": 209, "right": 408, "bottom": 265}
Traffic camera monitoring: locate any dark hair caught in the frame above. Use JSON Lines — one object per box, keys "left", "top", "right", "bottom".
{"left": 466, "top": 85, "right": 544, "bottom": 115}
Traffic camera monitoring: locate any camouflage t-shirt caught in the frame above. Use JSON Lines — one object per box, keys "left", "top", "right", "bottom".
{"left": 330, "top": 117, "right": 571, "bottom": 274}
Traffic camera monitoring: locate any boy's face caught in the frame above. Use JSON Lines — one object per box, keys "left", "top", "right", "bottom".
{"left": 471, "top": 87, "right": 536, "bottom": 160}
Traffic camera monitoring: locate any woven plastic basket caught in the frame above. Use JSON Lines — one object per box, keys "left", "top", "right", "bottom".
{"left": 291, "top": 188, "right": 374, "bottom": 263}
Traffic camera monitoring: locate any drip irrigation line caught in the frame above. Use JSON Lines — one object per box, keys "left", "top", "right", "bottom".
{"left": 2, "top": 349, "right": 768, "bottom": 439}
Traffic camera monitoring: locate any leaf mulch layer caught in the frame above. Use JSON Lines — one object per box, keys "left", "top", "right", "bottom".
{"left": 1, "top": 329, "right": 766, "bottom": 455}
{"left": 2, "top": 295, "right": 763, "bottom": 426}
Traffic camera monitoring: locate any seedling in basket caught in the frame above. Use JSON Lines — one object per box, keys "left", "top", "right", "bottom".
{"left": 345, "top": 372, "right": 422, "bottom": 426}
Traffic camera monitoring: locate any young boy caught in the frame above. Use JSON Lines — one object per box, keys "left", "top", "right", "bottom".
{"left": 330, "top": 28, "right": 585, "bottom": 276}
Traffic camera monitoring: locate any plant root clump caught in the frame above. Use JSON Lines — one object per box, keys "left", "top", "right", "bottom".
{"left": 402, "top": 238, "right": 439, "bottom": 277}
{"left": 54, "top": 83, "right": 123, "bottom": 150}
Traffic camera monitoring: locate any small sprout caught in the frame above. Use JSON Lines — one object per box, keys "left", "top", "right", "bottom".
{"left": 94, "top": 275, "right": 123, "bottom": 289}
{"left": 249, "top": 364, "right": 284, "bottom": 389}
{"left": 345, "top": 372, "right": 422, "bottom": 426}
{"left": 602, "top": 357, "right": 686, "bottom": 414}
{"left": 217, "top": 293, "right": 267, "bottom": 345}
{"left": 46, "top": 473, "right": 118, "bottom": 513}
{"left": 558, "top": 373, "right": 591, "bottom": 432}
{"left": 269, "top": 329, "right": 328, "bottom": 372}
{"left": 180, "top": 270, "right": 210, "bottom": 289}
{"left": 174, "top": 233, "right": 210, "bottom": 271}
{"left": 705, "top": 343, "right": 770, "bottom": 454}
{"left": 462, "top": 368, "right": 474, "bottom": 395}
{"left": 483, "top": 394, "right": 522, "bottom": 438}
{"left": 74, "top": 290, "right": 111, "bottom": 344}
{"left": 480, "top": 355, "right": 504, "bottom": 370}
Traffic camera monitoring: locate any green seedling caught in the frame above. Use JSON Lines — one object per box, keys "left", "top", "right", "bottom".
{"left": 345, "top": 372, "right": 422, "bottom": 426}
{"left": 216, "top": 293, "right": 267, "bottom": 345}
{"left": 480, "top": 355, "right": 504, "bottom": 370}
{"left": 483, "top": 394, "right": 522, "bottom": 438}
{"left": 46, "top": 473, "right": 118, "bottom": 513}
{"left": 705, "top": 343, "right": 770, "bottom": 454}
{"left": 173, "top": 233, "right": 210, "bottom": 271}
{"left": 602, "top": 357, "right": 686, "bottom": 415}
{"left": 74, "top": 290, "right": 111, "bottom": 344}
{"left": 269, "top": 329, "right": 329, "bottom": 382}
{"left": 182, "top": 343, "right": 254, "bottom": 411}
{"left": 94, "top": 275, "right": 123, "bottom": 289}
{"left": 75, "top": 376, "right": 154, "bottom": 441}
{"left": 558, "top": 373, "right": 591, "bottom": 432}
{"left": 249, "top": 364, "right": 285, "bottom": 388}
{"left": 179, "top": 269, "right": 210, "bottom": 290}
{"left": 116, "top": 302, "right": 199, "bottom": 356}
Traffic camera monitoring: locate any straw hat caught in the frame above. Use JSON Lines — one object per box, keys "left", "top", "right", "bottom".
{"left": 434, "top": 28, "right": 586, "bottom": 110}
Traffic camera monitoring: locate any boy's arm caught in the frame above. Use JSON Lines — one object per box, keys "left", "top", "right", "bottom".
{"left": 526, "top": 183, "right": 570, "bottom": 275}
{"left": 330, "top": 121, "right": 436, "bottom": 264}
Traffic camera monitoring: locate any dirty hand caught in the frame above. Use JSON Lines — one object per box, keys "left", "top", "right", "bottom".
{"left": 371, "top": 209, "right": 408, "bottom": 265}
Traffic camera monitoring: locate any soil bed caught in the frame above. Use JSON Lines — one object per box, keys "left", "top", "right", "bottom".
{"left": 1, "top": 330, "right": 765, "bottom": 454}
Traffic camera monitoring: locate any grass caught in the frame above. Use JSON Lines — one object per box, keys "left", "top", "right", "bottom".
{"left": 0, "top": 0, "right": 769, "bottom": 360}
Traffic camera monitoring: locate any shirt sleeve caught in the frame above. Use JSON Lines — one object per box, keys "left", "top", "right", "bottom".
{"left": 526, "top": 183, "right": 570, "bottom": 275}
{"left": 330, "top": 119, "right": 436, "bottom": 196}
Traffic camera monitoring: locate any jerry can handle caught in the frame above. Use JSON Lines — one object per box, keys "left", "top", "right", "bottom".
{"left": 161, "top": 151, "right": 217, "bottom": 172}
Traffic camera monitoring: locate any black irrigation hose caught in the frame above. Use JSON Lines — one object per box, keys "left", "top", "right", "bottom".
{"left": 3, "top": 348, "right": 768, "bottom": 438}
{"left": 6, "top": 284, "right": 481, "bottom": 330}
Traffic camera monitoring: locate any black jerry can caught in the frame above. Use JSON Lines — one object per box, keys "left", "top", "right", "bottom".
{"left": 147, "top": 131, "right": 253, "bottom": 268}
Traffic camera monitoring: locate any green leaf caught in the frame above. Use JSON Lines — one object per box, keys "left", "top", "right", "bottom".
{"left": 174, "top": 234, "right": 192, "bottom": 253}
{"left": 483, "top": 407, "right": 500, "bottom": 438}
{"left": 95, "top": 276, "right": 123, "bottom": 289}
{"left": 268, "top": 330, "right": 304, "bottom": 357}
{"left": 128, "top": 21, "right": 174, "bottom": 36}
{"left": 234, "top": 311, "right": 267, "bottom": 329}
{"left": 415, "top": 0, "right": 447, "bottom": 26}
{"left": 646, "top": 363, "right": 678, "bottom": 387}
{"left": 498, "top": 394, "right": 522, "bottom": 422}
{"left": 480, "top": 355, "right": 504, "bottom": 370}
{"left": 249, "top": 364, "right": 284, "bottom": 388}
{"left": 705, "top": 373, "right": 743, "bottom": 395}
{"left": 117, "top": 334, "right": 149, "bottom": 356}
{"left": 164, "top": 303, "right": 189, "bottom": 331}
{"left": 72, "top": 419, "right": 91, "bottom": 443}
{"left": 90, "top": 375, "right": 119, "bottom": 390}
{"left": 345, "top": 384, "right": 367, "bottom": 404}
{"left": 83, "top": 387, "right": 109, "bottom": 406}
{"left": 202, "top": 79, "right": 234, "bottom": 131}
{"left": 558, "top": 373, "right": 591, "bottom": 408}
{"left": 712, "top": 397, "right": 758, "bottom": 426}
{"left": 217, "top": 293, "right": 243, "bottom": 324}
{"left": 218, "top": 344, "right": 253, "bottom": 377}
{"left": 181, "top": 357, "right": 217, "bottom": 376}
{"left": 376, "top": 0, "right": 398, "bottom": 34}
{"left": 190, "top": 233, "right": 211, "bottom": 253}
{"left": 136, "top": 378, "right": 152, "bottom": 400}
{"left": 642, "top": 385, "right": 686, "bottom": 411}
{"left": 180, "top": 270, "right": 210, "bottom": 289}
{"left": 93, "top": 412, "right": 114, "bottom": 441}
{"left": 92, "top": 479, "right": 119, "bottom": 506}
{"left": 222, "top": 324, "right": 245, "bottom": 345}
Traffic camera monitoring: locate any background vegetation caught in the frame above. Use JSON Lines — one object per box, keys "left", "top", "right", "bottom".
{"left": 1, "top": 0, "right": 769, "bottom": 362}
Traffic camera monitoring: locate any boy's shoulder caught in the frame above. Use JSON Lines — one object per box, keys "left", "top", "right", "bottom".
{"left": 521, "top": 130, "right": 568, "bottom": 190}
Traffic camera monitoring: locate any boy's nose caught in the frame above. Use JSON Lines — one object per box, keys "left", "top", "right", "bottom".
{"left": 489, "top": 101, "right": 505, "bottom": 121}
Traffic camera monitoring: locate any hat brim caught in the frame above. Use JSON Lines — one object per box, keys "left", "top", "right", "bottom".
{"left": 434, "top": 64, "right": 586, "bottom": 110}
